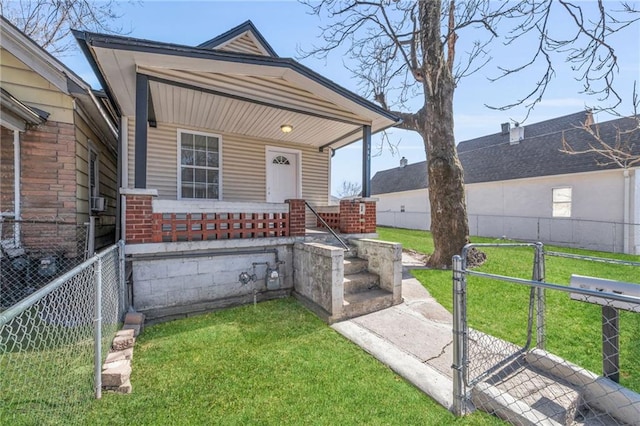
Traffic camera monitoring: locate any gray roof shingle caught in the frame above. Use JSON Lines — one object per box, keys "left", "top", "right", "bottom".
{"left": 371, "top": 111, "right": 639, "bottom": 194}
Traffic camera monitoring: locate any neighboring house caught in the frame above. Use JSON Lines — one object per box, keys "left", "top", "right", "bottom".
{"left": 0, "top": 17, "right": 118, "bottom": 266}
{"left": 372, "top": 111, "right": 640, "bottom": 254}
{"left": 74, "top": 21, "right": 402, "bottom": 322}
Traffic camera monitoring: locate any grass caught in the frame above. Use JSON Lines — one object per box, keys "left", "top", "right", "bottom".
{"left": 17, "top": 298, "right": 499, "bottom": 426}
{"left": 377, "top": 226, "right": 640, "bottom": 391}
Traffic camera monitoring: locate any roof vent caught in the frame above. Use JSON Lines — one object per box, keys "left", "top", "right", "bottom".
{"left": 501, "top": 122, "right": 510, "bottom": 135}
{"left": 509, "top": 124, "right": 524, "bottom": 145}
{"left": 400, "top": 157, "right": 408, "bottom": 168}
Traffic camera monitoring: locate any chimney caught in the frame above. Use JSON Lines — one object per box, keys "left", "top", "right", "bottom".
{"left": 400, "top": 157, "right": 408, "bottom": 168}
{"left": 509, "top": 123, "right": 524, "bottom": 145}
{"left": 584, "top": 109, "right": 594, "bottom": 126}
{"left": 501, "top": 122, "right": 510, "bottom": 135}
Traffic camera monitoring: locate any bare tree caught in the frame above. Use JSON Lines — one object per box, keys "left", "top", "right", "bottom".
{"left": 0, "top": 0, "right": 129, "bottom": 54}
{"left": 337, "top": 181, "right": 362, "bottom": 198}
{"left": 301, "top": 0, "right": 639, "bottom": 267}
{"left": 562, "top": 88, "right": 640, "bottom": 169}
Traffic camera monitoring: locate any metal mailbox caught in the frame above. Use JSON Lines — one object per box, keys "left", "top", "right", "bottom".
{"left": 569, "top": 274, "right": 640, "bottom": 313}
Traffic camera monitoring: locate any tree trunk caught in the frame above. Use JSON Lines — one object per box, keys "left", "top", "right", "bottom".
{"left": 420, "top": 0, "right": 469, "bottom": 268}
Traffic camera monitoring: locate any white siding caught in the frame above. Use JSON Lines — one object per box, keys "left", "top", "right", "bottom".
{"left": 127, "top": 119, "right": 330, "bottom": 203}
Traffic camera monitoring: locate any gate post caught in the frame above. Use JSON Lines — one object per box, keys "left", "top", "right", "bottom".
{"left": 452, "top": 254, "right": 466, "bottom": 416}
{"left": 533, "top": 242, "right": 546, "bottom": 350}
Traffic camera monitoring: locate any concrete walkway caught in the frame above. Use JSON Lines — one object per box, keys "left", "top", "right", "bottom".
{"left": 331, "top": 252, "right": 456, "bottom": 410}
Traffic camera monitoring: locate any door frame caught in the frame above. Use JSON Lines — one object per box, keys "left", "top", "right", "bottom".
{"left": 265, "top": 146, "right": 302, "bottom": 202}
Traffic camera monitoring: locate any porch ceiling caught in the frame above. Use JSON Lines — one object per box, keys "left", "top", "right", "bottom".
{"left": 84, "top": 42, "right": 399, "bottom": 150}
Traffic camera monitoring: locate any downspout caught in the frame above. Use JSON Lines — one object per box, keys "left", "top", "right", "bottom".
{"left": 623, "top": 169, "right": 630, "bottom": 254}
{"left": 13, "top": 129, "right": 21, "bottom": 246}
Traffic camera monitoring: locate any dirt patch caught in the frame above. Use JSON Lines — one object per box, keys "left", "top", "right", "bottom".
{"left": 403, "top": 247, "right": 487, "bottom": 269}
{"left": 465, "top": 247, "right": 487, "bottom": 268}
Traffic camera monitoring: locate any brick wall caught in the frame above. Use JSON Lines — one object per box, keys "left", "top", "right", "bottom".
{"left": 0, "top": 126, "right": 15, "bottom": 213}
{"left": 124, "top": 193, "right": 155, "bottom": 244}
{"left": 19, "top": 122, "right": 77, "bottom": 222}
{"left": 286, "top": 199, "right": 306, "bottom": 236}
{"left": 339, "top": 199, "right": 377, "bottom": 234}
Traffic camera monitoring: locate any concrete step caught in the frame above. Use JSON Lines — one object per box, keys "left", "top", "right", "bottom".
{"left": 342, "top": 288, "right": 394, "bottom": 319}
{"left": 344, "top": 272, "right": 379, "bottom": 294}
{"left": 472, "top": 355, "right": 583, "bottom": 425}
{"left": 343, "top": 257, "right": 369, "bottom": 275}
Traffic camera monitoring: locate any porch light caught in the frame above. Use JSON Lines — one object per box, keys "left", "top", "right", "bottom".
{"left": 280, "top": 124, "right": 293, "bottom": 133}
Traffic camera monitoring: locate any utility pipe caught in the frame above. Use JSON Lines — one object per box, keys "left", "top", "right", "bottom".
{"left": 13, "top": 129, "right": 21, "bottom": 246}
{"left": 623, "top": 169, "right": 630, "bottom": 254}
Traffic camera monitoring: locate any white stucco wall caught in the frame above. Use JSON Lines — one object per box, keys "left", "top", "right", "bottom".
{"left": 375, "top": 168, "right": 640, "bottom": 254}
{"left": 376, "top": 189, "right": 430, "bottom": 230}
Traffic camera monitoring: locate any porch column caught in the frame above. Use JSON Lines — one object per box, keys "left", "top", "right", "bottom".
{"left": 134, "top": 73, "right": 149, "bottom": 188}
{"left": 362, "top": 125, "right": 371, "bottom": 197}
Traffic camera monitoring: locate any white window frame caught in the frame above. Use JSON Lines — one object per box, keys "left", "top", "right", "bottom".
{"left": 552, "top": 187, "right": 572, "bottom": 218}
{"left": 177, "top": 129, "right": 223, "bottom": 200}
{"left": 88, "top": 141, "right": 99, "bottom": 199}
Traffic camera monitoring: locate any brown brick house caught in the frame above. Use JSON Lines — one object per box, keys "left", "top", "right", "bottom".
{"left": 0, "top": 16, "right": 118, "bottom": 260}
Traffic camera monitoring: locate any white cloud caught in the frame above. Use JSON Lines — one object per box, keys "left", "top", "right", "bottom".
{"left": 537, "top": 98, "right": 588, "bottom": 108}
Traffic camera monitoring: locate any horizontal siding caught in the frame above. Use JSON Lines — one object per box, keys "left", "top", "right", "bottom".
{"left": 75, "top": 111, "right": 118, "bottom": 225}
{"left": 0, "top": 49, "right": 74, "bottom": 123}
{"left": 219, "top": 34, "right": 265, "bottom": 56}
{"left": 127, "top": 119, "right": 330, "bottom": 204}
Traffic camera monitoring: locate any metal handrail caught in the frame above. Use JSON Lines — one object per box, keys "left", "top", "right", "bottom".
{"left": 304, "top": 201, "right": 350, "bottom": 251}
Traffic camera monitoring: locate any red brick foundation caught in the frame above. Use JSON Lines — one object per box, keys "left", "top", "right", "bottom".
{"left": 339, "top": 199, "right": 377, "bottom": 234}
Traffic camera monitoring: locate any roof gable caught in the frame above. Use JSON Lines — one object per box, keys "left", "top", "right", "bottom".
{"left": 197, "top": 20, "right": 278, "bottom": 57}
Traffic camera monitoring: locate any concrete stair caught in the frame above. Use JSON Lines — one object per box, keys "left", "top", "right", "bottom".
{"left": 341, "top": 250, "right": 393, "bottom": 320}
{"left": 472, "top": 355, "right": 585, "bottom": 425}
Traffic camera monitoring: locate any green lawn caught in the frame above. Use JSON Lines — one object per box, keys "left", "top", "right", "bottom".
{"left": 377, "top": 226, "right": 640, "bottom": 391}
{"left": 66, "top": 299, "right": 499, "bottom": 425}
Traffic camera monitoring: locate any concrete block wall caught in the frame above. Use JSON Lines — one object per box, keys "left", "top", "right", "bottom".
{"left": 131, "top": 244, "right": 293, "bottom": 321}
{"left": 350, "top": 238, "right": 403, "bottom": 305}
{"left": 292, "top": 242, "right": 344, "bottom": 320}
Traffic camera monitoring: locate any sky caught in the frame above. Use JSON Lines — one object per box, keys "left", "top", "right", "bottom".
{"left": 55, "top": 0, "right": 640, "bottom": 196}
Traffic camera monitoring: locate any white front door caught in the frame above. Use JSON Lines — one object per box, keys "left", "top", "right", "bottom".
{"left": 266, "top": 147, "right": 300, "bottom": 203}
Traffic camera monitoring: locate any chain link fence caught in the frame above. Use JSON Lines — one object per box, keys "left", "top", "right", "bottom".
{"left": 0, "top": 218, "right": 117, "bottom": 309}
{"left": 452, "top": 244, "right": 640, "bottom": 425}
{"left": 0, "top": 241, "right": 126, "bottom": 424}
{"left": 377, "top": 210, "right": 639, "bottom": 254}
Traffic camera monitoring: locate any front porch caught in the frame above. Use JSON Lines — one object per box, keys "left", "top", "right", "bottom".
{"left": 122, "top": 190, "right": 401, "bottom": 323}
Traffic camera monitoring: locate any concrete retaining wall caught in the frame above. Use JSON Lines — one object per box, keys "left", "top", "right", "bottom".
{"left": 292, "top": 242, "right": 344, "bottom": 321}
{"left": 350, "top": 238, "right": 403, "bottom": 304}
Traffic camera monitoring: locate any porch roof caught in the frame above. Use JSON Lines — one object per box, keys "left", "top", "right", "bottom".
{"left": 73, "top": 30, "right": 400, "bottom": 150}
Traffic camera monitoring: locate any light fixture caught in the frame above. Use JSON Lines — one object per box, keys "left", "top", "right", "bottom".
{"left": 280, "top": 124, "right": 293, "bottom": 134}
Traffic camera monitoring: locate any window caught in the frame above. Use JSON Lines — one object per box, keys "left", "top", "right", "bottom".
{"left": 89, "top": 144, "right": 99, "bottom": 198}
{"left": 552, "top": 187, "right": 572, "bottom": 218}
{"left": 272, "top": 155, "right": 290, "bottom": 165}
{"left": 400, "top": 205, "right": 405, "bottom": 213}
{"left": 178, "top": 130, "right": 221, "bottom": 199}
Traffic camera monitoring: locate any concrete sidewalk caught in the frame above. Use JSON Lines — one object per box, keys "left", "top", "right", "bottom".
{"left": 331, "top": 252, "right": 456, "bottom": 409}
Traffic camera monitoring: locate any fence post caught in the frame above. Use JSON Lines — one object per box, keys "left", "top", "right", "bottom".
{"left": 452, "top": 254, "right": 466, "bottom": 416}
{"left": 94, "top": 257, "right": 103, "bottom": 399}
{"left": 118, "top": 240, "right": 126, "bottom": 317}
{"left": 86, "top": 216, "right": 96, "bottom": 259}
{"left": 534, "top": 242, "right": 546, "bottom": 350}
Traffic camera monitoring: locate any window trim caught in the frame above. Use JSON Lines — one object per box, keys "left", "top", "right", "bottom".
{"left": 176, "top": 129, "right": 223, "bottom": 200}
{"left": 552, "top": 186, "right": 572, "bottom": 218}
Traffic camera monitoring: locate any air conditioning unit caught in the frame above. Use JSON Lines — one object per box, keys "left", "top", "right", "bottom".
{"left": 91, "top": 197, "right": 106, "bottom": 212}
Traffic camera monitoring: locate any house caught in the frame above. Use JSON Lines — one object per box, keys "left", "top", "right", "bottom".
{"left": 372, "top": 111, "right": 640, "bottom": 254}
{"left": 0, "top": 16, "right": 118, "bottom": 298}
{"left": 74, "top": 21, "right": 403, "bottom": 322}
